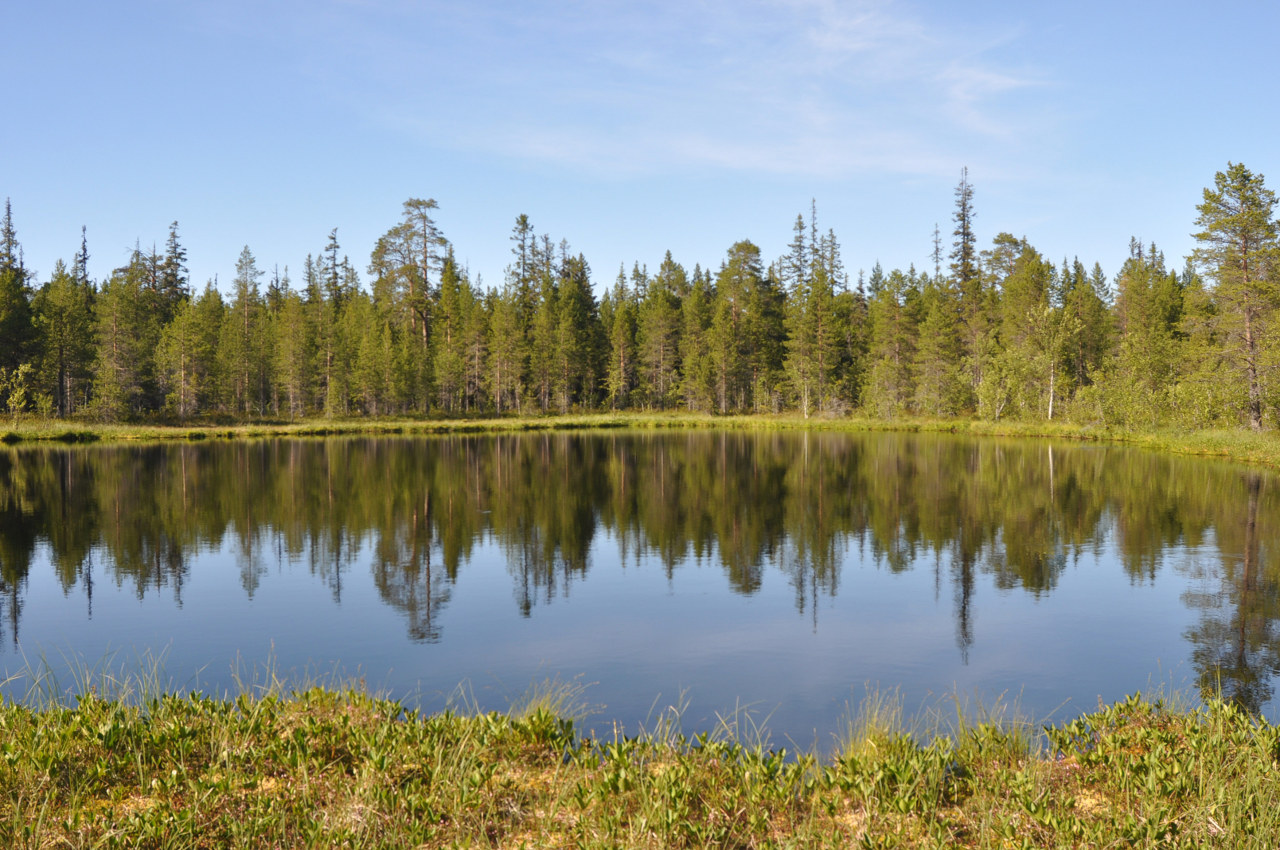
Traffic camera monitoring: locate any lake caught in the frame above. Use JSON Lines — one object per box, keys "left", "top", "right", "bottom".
{"left": 0, "top": 430, "right": 1275, "bottom": 749}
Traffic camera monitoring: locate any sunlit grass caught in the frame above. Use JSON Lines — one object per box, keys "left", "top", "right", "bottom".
{"left": 0, "top": 657, "right": 1276, "bottom": 847}
{"left": 5, "top": 412, "right": 1280, "bottom": 472}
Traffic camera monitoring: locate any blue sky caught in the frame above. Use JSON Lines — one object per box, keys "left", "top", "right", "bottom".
{"left": 6, "top": 1, "right": 1275, "bottom": 293}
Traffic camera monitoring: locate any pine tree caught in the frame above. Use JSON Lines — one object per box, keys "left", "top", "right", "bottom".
{"left": 1192, "top": 162, "right": 1280, "bottom": 429}
{"left": 401, "top": 197, "right": 445, "bottom": 349}
{"left": 369, "top": 199, "right": 448, "bottom": 410}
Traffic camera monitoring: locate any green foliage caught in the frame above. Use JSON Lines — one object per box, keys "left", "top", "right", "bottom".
{"left": 0, "top": 200, "right": 35, "bottom": 377}
{"left": 33, "top": 261, "right": 95, "bottom": 417}
{"left": 220, "top": 246, "right": 267, "bottom": 416}
{"left": 680, "top": 266, "right": 716, "bottom": 412}
{"left": 862, "top": 268, "right": 919, "bottom": 418}
{"left": 785, "top": 244, "right": 842, "bottom": 418}
{"left": 3, "top": 672, "right": 1280, "bottom": 848}
{"left": 91, "top": 251, "right": 163, "bottom": 421}
{"left": 9, "top": 169, "right": 1280, "bottom": 430}
{"left": 709, "top": 241, "right": 763, "bottom": 412}
{"left": 638, "top": 252, "right": 684, "bottom": 410}
{"left": 434, "top": 252, "right": 479, "bottom": 413}
{"left": 603, "top": 270, "right": 638, "bottom": 409}
{"left": 1193, "top": 162, "right": 1280, "bottom": 429}
{"left": 157, "top": 283, "right": 223, "bottom": 417}
{"left": 912, "top": 275, "right": 967, "bottom": 416}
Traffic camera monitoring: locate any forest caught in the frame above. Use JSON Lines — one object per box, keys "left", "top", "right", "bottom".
{"left": 0, "top": 162, "right": 1276, "bottom": 429}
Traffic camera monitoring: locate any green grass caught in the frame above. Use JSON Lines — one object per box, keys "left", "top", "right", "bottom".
{"left": 0, "top": 670, "right": 1278, "bottom": 848}
{"left": 5, "top": 411, "right": 1280, "bottom": 470}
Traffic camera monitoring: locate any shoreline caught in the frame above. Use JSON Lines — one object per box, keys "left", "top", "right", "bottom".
{"left": 0, "top": 684, "right": 1269, "bottom": 846}
{"left": 4, "top": 411, "right": 1280, "bottom": 468}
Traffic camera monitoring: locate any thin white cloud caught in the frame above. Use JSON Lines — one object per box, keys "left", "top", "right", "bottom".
{"left": 305, "top": 0, "right": 1054, "bottom": 179}
{"left": 938, "top": 62, "right": 1040, "bottom": 136}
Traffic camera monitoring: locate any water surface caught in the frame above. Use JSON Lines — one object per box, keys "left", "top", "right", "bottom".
{"left": 1, "top": 431, "right": 1276, "bottom": 746}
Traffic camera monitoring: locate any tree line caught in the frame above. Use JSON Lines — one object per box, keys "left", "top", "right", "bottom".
{"left": 1, "top": 163, "right": 1277, "bottom": 428}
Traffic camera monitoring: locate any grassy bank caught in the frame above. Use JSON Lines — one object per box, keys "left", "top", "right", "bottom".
{"left": 1, "top": 681, "right": 1276, "bottom": 848}
{"left": 7, "top": 409, "right": 1280, "bottom": 468}
{"left": 5, "top": 411, "right": 1280, "bottom": 468}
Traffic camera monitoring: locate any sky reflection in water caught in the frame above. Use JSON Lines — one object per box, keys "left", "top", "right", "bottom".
{"left": 0, "top": 431, "right": 1274, "bottom": 746}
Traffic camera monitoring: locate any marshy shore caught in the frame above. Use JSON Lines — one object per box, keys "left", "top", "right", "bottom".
{"left": 1, "top": 680, "right": 1275, "bottom": 847}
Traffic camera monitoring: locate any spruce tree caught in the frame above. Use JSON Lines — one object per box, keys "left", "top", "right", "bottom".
{"left": 33, "top": 260, "right": 94, "bottom": 416}
{"left": 158, "top": 221, "right": 190, "bottom": 322}
{"left": 93, "top": 253, "right": 159, "bottom": 420}
{"left": 434, "top": 252, "right": 475, "bottom": 413}
{"left": 274, "top": 286, "right": 312, "bottom": 419}
{"left": 555, "top": 254, "right": 601, "bottom": 411}
{"left": 680, "top": 266, "right": 715, "bottom": 412}
{"left": 638, "top": 252, "right": 684, "bottom": 410}
{"left": 604, "top": 268, "right": 637, "bottom": 410}
{"left": 912, "top": 275, "right": 965, "bottom": 416}
{"left": 487, "top": 285, "right": 523, "bottom": 414}
{"left": 709, "top": 242, "right": 765, "bottom": 413}
{"left": 862, "top": 268, "right": 918, "bottom": 418}
{"left": 222, "top": 246, "right": 265, "bottom": 415}
{"left": 0, "top": 199, "right": 34, "bottom": 379}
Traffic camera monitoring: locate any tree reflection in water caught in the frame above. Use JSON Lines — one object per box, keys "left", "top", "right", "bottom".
{"left": 0, "top": 432, "right": 1276, "bottom": 708}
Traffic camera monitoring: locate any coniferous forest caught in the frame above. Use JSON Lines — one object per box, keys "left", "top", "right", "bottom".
{"left": 2, "top": 162, "right": 1278, "bottom": 429}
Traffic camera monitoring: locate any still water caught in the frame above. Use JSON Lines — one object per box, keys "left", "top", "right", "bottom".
{"left": 0, "top": 431, "right": 1275, "bottom": 746}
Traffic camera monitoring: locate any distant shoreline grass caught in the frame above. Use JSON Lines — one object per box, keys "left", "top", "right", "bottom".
{"left": 0, "top": 670, "right": 1273, "bottom": 847}
{"left": 5, "top": 411, "right": 1280, "bottom": 469}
